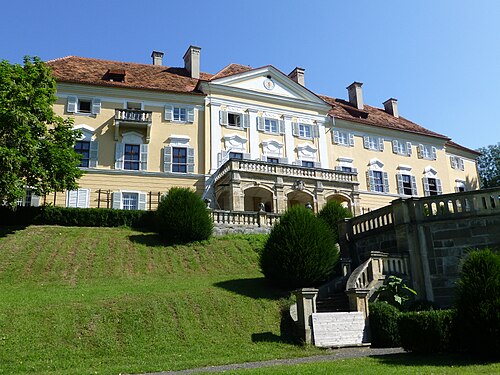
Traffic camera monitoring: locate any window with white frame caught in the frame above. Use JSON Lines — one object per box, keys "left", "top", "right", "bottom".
{"left": 67, "top": 96, "right": 101, "bottom": 115}
{"left": 396, "top": 174, "right": 418, "bottom": 196}
{"left": 417, "top": 144, "right": 437, "bottom": 160}
{"left": 302, "top": 160, "right": 314, "bottom": 168}
{"left": 367, "top": 159, "right": 389, "bottom": 193}
{"left": 163, "top": 136, "right": 195, "bottom": 173}
{"left": 115, "top": 132, "right": 148, "bottom": 171}
{"left": 333, "top": 130, "right": 355, "bottom": 147}
{"left": 335, "top": 157, "right": 357, "bottom": 174}
{"left": 73, "top": 125, "right": 98, "bottom": 168}
{"left": 450, "top": 155, "right": 465, "bottom": 170}
{"left": 363, "top": 136, "right": 384, "bottom": 151}
{"left": 164, "top": 105, "right": 195, "bottom": 123}
{"left": 16, "top": 188, "right": 40, "bottom": 207}
{"left": 455, "top": 180, "right": 466, "bottom": 192}
{"left": 219, "top": 109, "right": 249, "bottom": 129}
{"left": 292, "top": 122, "right": 319, "bottom": 139}
{"left": 66, "top": 188, "right": 90, "bottom": 208}
{"left": 112, "top": 191, "right": 147, "bottom": 210}
{"left": 392, "top": 140, "right": 412, "bottom": 156}
{"left": 423, "top": 177, "right": 442, "bottom": 196}
{"left": 257, "top": 116, "right": 284, "bottom": 134}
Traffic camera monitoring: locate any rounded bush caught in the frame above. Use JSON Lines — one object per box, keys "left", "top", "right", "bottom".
{"left": 156, "top": 187, "right": 213, "bottom": 244}
{"left": 455, "top": 248, "right": 500, "bottom": 357}
{"left": 317, "top": 200, "right": 352, "bottom": 243}
{"left": 369, "top": 301, "right": 401, "bottom": 348}
{"left": 260, "top": 205, "right": 338, "bottom": 289}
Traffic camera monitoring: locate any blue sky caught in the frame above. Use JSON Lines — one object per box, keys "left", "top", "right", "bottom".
{"left": 1, "top": 0, "right": 498, "bottom": 150}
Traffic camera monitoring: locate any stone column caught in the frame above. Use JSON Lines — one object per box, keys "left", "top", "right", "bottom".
{"left": 274, "top": 177, "right": 286, "bottom": 213}
{"left": 293, "top": 288, "right": 318, "bottom": 345}
{"left": 346, "top": 289, "right": 370, "bottom": 319}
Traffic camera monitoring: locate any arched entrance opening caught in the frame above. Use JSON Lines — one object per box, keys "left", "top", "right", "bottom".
{"left": 326, "top": 194, "right": 352, "bottom": 213}
{"left": 244, "top": 187, "right": 274, "bottom": 212}
{"left": 287, "top": 190, "right": 314, "bottom": 212}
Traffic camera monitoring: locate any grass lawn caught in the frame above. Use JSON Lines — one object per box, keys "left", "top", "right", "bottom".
{"left": 0, "top": 225, "right": 321, "bottom": 374}
{"left": 221, "top": 354, "right": 500, "bottom": 374}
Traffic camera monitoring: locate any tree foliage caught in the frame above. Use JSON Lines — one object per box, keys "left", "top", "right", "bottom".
{"left": 0, "top": 56, "right": 82, "bottom": 205}
{"left": 317, "top": 200, "right": 352, "bottom": 243}
{"left": 477, "top": 143, "right": 500, "bottom": 188}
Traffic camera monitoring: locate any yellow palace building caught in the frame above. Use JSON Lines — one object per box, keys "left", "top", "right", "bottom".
{"left": 40, "top": 46, "right": 479, "bottom": 215}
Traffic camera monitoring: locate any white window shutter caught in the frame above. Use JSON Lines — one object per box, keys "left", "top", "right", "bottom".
{"left": 187, "top": 147, "right": 195, "bottom": 173}
{"left": 459, "top": 158, "right": 464, "bottom": 170}
{"left": 292, "top": 122, "right": 299, "bottom": 136}
{"left": 89, "top": 141, "right": 99, "bottom": 168}
{"left": 436, "top": 178, "right": 442, "bottom": 194}
{"left": 423, "top": 177, "right": 430, "bottom": 196}
{"left": 363, "top": 136, "right": 370, "bottom": 149}
{"left": 31, "top": 194, "right": 40, "bottom": 207}
{"left": 140, "top": 144, "right": 148, "bottom": 171}
{"left": 78, "top": 189, "right": 90, "bottom": 208}
{"left": 279, "top": 119, "right": 285, "bottom": 134}
{"left": 312, "top": 125, "right": 320, "bottom": 138}
{"left": 418, "top": 144, "right": 424, "bottom": 158}
{"left": 115, "top": 143, "right": 124, "bottom": 170}
{"left": 333, "top": 130, "right": 340, "bottom": 144}
{"left": 349, "top": 133, "right": 355, "bottom": 146}
{"left": 218, "top": 150, "right": 229, "bottom": 166}
{"left": 91, "top": 98, "right": 101, "bottom": 115}
{"left": 164, "top": 105, "right": 173, "bottom": 121}
{"left": 411, "top": 175, "right": 418, "bottom": 195}
{"left": 257, "top": 116, "right": 265, "bottom": 131}
{"left": 112, "top": 192, "right": 122, "bottom": 209}
{"left": 187, "top": 107, "right": 195, "bottom": 123}
{"left": 396, "top": 174, "right": 404, "bottom": 194}
{"left": 219, "top": 110, "right": 228, "bottom": 126}
{"left": 383, "top": 172, "right": 390, "bottom": 193}
{"left": 450, "top": 156, "right": 457, "bottom": 169}
{"left": 163, "top": 146, "right": 172, "bottom": 172}
{"left": 242, "top": 113, "right": 250, "bottom": 129}
{"left": 67, "top": 96, "right": 77, "bottom": 113}
{"left": 392, "top": 140, "right": 399, "bottom": 154}
{"left": 378, "top": 138, "right": 385, "bottom": 151}
{"left": 367, "top": 170, "right": 375, "bottom": 191}
{"left": 138, "top": 193, "right": 147, "bottom": 211}
{"left": 431, "top": 146, "right": 437, "bottom": 160}
{"left": 67, "top": 190, "right": 78, "bottom": 207}
{"left": 406, "top": 142, "right": 412, "bottom": 156}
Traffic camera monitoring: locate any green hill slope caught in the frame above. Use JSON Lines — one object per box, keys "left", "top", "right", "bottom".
{"left": 0, "top": 226, "right": 319, "bottom": 375}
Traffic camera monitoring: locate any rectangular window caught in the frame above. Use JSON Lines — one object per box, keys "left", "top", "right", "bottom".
{"left": 401, "top": 174, "right": 413, "bottom": 195}
{"left": 124, "top": 144, "right": 140, "bottom": 170}
{"left": 228, "top": 113, "right": 241, "bottom": 127}
{"left": 450, "top": 156, "right": 465, "bottom": 170}
{"left": 267, "top": 157, "right": 279, "bottom": 164}
{"left": 173, "top": 107, "right": 187, "bottom": 122}
{"left": 372, "top": 171, "right": 384, "bottom": 192}
{"left": 392, "top": 140, "right": 412, "bottom": 156}
{"left": 78, "top": 100, "right": 91, "bottom": 113}
{"left": 418, "top": 144, "right": 437, "bottom": 160}
{"left": 427, "top": 178, "right": 439, "bottom": 196}
{"left": 368, "top": 170, "right": 390, "bottom": 193}
{"left": 264, "top": 119, "right": 278, "bottom": 133}
{"left": 172, "top": 147, "right": 187, "bottom": 173}
{"left": 364, "top": 136, "right": 384, "bottom": 151}
{"left": 337, "top": 132, "right": 348, "bottom": 145}
{"left": 75, "top": 141, "right": 90, "bottom": 168}
{"left": 301, "top": 160, "right": 314, "bottom": 168}
{"left": 299, "top": 124, "right": 312, "bottom": 138}
{"left": 127, "top": 102, "right": 142, "bottom": 110}
{"left": 229, "top": 152, "right": 243, "bottom": 160}
{"left": 122, "top": 192, "right": 138, "bottom": 210}
{"left": 17, "top": 189, "right": 32, "bottom": 207}
{"left": 341, "top": 166, "right": 353, "bottom": 173}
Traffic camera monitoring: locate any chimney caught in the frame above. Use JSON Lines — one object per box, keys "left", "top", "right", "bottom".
{"left": 288, "top": 67, "right": 305, "bottom": 86}
{"left": 183, "top": 45, "right": 201, "bottom": 79}
{"left": 383, "top": 98, "right": 399, "bottom": 118}
{"left": 347, "top": 82, "right": 364, "bottom": 110}
{"left": 151, "top": 51, "right": 164, "bottom": 66}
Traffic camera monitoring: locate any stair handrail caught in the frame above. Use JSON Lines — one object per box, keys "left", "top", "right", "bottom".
{"left": 346, "top": 258, "right": 373, "bottom": 291}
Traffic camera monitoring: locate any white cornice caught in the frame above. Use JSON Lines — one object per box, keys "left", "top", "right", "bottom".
{"left": 81, "top": 168, "right": 204, "bottom": 179}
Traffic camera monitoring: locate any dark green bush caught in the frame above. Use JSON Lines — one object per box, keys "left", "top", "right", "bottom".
{"left": 260, "top": 205, "right": 338, "bottom": 289}
{"left": 398, "top": 309, "right": 455, "bottom": 353}
{"left": 455, "top": 248, "right": 500, "bottom": 357}
{"left": 369, "top": 301, "right": 401, "bottom": 347}
{"left": 156, "top": 187, "right": 213, "bottom": 244}
{"left": 317, "top": 200, "right": 352, "bottom": 243}
{"left": 0, "top": 205, "right": 155, "bottom": 229}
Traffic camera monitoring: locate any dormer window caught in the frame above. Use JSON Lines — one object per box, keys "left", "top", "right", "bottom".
{"left": 105, "top": 69, "right": 126, "bottom": 82}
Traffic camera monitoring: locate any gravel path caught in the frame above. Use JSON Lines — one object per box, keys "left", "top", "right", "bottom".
{"left": 138, "top": 347, "right": 406, "bottom": 375}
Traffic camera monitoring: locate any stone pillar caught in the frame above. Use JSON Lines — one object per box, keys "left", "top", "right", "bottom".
{"left": 230, "top": 170, "right": 245, "bottom": 211}
{"left": 346, "top": 289, "right": 370, "bottom": 319}
{"left": 274, "top": 177, "right": 286, "bottom": 213}
{"left": 293, "top": 288, "right": 318, "bottom": 345}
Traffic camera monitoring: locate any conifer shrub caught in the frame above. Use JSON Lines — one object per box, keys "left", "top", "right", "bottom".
{"left": 369, "top": 301, "right": 401, "bottom": 347}
{"left": 455, "top": 248, "right": 500, "bottom": 357}
{"left": 260, "top": 205, "right": 338, "bottom": 289}
{"left": 317, "top": 200, "right": 352, "bottom": 243}
{"left": 156, "top": 187, "right": 213, "bottom": 244}
{"left": 398, "top": 309, "right": 456, "bottom": 353}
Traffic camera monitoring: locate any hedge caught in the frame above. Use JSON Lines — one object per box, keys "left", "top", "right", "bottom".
{"left": 369, "top": 302, "right": 401, "bottom": 348}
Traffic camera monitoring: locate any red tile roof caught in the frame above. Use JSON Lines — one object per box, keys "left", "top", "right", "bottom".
{"left": 445, "top": 141, "right": 481, "bottom": 155}
{"left": 209, "top": 63, "right": 253, "bottom": 80}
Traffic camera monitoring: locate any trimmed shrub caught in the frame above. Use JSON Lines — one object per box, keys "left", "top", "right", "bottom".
{"left": 260, "top": 205, "right": 338, "bottom": 289}
{"left": 455, "top": 248, "right": 500, "bottom": 357}
{"left": 317, "top": 200, "right": 352, "bottom": 243}
{"left": 156, "top": 187, "right": 213, "bottom": 244}
{"left": 369, "top": 301, "right": 401, "bottom": 347}
{"left": 398, "top": 309, "right": 456, "bottom": 353}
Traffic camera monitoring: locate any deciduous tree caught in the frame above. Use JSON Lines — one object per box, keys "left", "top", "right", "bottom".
{"left": 477, "top": 143, "right": 500, "bottom": 188}
{"left": 0, "top": 57, "right": 82, "bottom": 205}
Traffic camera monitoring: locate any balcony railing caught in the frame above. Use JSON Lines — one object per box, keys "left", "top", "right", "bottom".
{"left": 115, "top": 109, "right": 152, "bottom": 123}
{"left": 216, "top": 159, "right": 358, "bottom": 184}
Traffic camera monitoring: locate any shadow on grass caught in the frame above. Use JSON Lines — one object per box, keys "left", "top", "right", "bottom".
{"left": 214, "top": 277, "right": 289, "bottom": 300}
{"left": 372, "top": 352, "right": 499, "bottom": 368}
{"left": 252, "top": 305, "right": 300, "bottom": 346}
{"left": 128, "top": 233, "right": 175, "bottom": 247}
{"left": 0, "top": 225, "right": 28, "bottom": 238}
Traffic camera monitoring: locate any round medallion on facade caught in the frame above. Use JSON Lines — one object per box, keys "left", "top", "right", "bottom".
{"left": 263, "top": 78, "right": 275, "bottom": 90}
